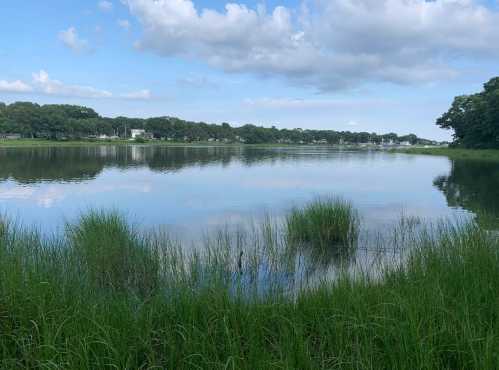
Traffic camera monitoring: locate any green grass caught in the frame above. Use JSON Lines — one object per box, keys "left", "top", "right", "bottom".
{"left": 67, "top": 211, "right": 160, "bottom": 296}
{"left": 395, "top": 147, "right": 499, "bottom": 161}
{"left": 1, "top": 204, "right": 499, "bottom": 368}
{"left": 286, "top": 197, "right": 359, "bottom": 253}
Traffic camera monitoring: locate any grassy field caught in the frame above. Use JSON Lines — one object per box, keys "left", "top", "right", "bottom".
{"left": 1, "top": 199, "right": 499, "bottom": 369}
{"left": 396, "top": 147, "right": 499, "bottom": 161}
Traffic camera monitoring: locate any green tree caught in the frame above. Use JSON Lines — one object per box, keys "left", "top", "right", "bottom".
{"left": 437, "top": 77, "right": 499, "bottom": 149}
{"left": 0, "top": 101, "right": 428, "bottom": 145}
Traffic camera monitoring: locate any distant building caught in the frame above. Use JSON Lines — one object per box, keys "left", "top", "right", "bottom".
{"left": 381, "top": 139, "right": 396, "bottom": 146}
{"left": 131, "top": 129, "right": 146, "bottom": 139}
{"left": 0, "top": 133, "right": 21, "bottom": 140}
{"left": 130, "top": 129, "right": 153, "bottom": 140}
{"left": 400, "top": 141, "right": 412, "bottom": 146}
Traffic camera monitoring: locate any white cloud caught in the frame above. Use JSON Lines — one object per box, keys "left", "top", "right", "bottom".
{"left": 0, "top": 80, "right": 33, "bottom": 93}
{"left": 32, "top": 70, "right": 113, "bottom": 98}
{"left": 98, "top": 1, "right": 113, "bottom": 12}
{"left": 1, "top": 71, "right": 152, "bottom": 100}
{"left": 121, "top": 89, "right": 152, "bottom": 99}
{"left": 124, "top": 0, "right": 499, "bottom": 91}
{"left": 59, "top": 27, "right": 89, "bottom": 52}
{"left": 347, "top": 120, "right": 359, "bottom": 127}
{"left": 118, "top": 19, "right": 131, "bottom": 30}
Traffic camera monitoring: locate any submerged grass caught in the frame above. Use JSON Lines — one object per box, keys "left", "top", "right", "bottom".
{"left": 1, "top": 203, "right": 499, "bottom": 368}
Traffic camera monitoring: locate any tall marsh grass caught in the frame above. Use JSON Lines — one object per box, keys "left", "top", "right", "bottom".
{"left": 1, "top": 202, "right": 498, "bottom": 369}
{"left": 67, "top": 211, "right": 159, "bottom": 296}
{"left": 286, "top": 197, "right": 359, "bottom": 252}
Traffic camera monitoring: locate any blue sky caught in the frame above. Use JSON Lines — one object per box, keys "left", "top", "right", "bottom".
{"left": 1, "top": 0, "right": 499, "bottom": 140}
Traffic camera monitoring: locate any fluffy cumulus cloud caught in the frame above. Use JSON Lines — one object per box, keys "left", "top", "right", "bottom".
{"left": 124, "top": 0, "right": 499, "bottom": 91}
{"left": 59, "top": 27, "right": 89, "bottom": 52}
{"left": 0, "top": 80, "right": 33, "bottom": 93}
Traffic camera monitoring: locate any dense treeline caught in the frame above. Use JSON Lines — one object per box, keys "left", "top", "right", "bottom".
{"left": 0, "top": 101, "right": 431, "bottom": 145}
{"left": 437, "top": 77, "right": 499, "bottom": 149}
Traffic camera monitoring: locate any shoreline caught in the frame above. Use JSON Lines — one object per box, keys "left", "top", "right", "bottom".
{"left": 393, "top": 147, "right": 499, "bottom": 161}
{"left": 0, "top": 138, "right": 446, "bottom": 150}
{"left": 0, "top": 139, "right": 330, "bottom": 148}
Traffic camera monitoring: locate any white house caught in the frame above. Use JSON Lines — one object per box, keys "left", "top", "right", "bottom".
{"left": 131, "top": 129, "right": 146, "bottom": 139}
{"left": 0, "top": 133, "right": 21, "bottom": 140}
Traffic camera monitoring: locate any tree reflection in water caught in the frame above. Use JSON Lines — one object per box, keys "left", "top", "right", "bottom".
{"left": 0, "top": 145, "right": 364, "bottom": 184}
{"left": 434, "top": 159, "right": 499, "bottom": 228}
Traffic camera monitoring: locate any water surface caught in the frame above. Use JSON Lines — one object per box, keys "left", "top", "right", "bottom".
{"left": 0, "top": 145, "right": 497, "bottom": 236}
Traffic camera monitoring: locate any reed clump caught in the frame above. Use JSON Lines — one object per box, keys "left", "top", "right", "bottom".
{"left": 286, "top": 197, "right": 359, "bottom": 250}
{"left": 67, "top": 211, "right": 159, "bottom": 296}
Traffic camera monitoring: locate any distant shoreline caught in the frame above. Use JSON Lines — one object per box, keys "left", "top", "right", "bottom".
{"left": 0, "top": 138, "right": 445, "bottom": 150}
{"left": 394, "top": 147, "right": 499, "bottom": 161}
{"left": 0, "top": 139, "right": 306, "bottom": 148}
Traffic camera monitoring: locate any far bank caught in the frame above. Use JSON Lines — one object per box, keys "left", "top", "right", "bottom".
{"left": 395, "top": 147, "right": 499, "bottom": 161}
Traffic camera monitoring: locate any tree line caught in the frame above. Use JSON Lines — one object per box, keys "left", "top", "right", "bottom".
{"left": 0, "top": 101, "right": 432, "bottom": 145}
{"left": 437, "top": 77, "right": 499, "bottom": 149}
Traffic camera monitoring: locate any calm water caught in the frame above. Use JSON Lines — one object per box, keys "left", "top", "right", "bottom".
{"left": 0, "top": 145, "right": 498, "bottom": 237}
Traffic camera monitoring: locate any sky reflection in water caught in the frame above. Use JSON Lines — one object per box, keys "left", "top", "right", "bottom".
{"left": 0, "top": 145, "right": 496, "bottom": 240}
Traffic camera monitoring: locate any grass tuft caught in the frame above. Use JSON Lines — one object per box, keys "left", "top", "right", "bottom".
{"left": 66, "top": 211, "right": 159, "bottom": 297}
{"left": 286, "top": 197, "right": 359, "bottom": 251}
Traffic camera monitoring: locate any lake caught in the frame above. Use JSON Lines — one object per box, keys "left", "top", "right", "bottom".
{"left": 0, "top": 145, "right": 498, "bottom": 238}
